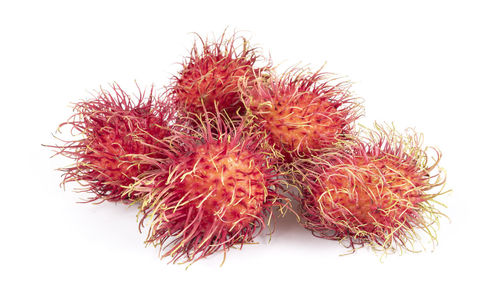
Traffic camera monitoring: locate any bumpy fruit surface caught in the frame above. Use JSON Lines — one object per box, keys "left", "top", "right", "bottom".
{"left": 244, "top": 69, "right": 360, "bottom": 162}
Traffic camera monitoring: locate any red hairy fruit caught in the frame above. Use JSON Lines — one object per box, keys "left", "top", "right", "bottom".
{"left": 131, "top": 113, "right": 288, "bottom": 263}
{"left": 243, "top": 68, "right": 361, "bottom": 162}
{"left": 53, "top": 84, "right": 176, "bottom": 203}
{"left": 295, "top": 124, "right": 447, "bottom": 251}
{"left": 171, "top": 32, "right": 268, "bottom": 118}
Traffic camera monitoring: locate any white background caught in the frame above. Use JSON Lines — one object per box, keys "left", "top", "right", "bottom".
{"left": 1, "top": 1, "right": 499, "bottom": 306}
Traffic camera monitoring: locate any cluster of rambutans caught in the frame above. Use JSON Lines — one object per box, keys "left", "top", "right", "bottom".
{"left": 50, "top": 32, "right": 447, "bottom": 264}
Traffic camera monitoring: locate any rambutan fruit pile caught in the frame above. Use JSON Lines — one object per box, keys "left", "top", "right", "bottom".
{"left": 48, "top": 31, "right": 448, "bottom": 264}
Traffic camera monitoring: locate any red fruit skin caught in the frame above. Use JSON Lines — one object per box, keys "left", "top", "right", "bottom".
{"left": 133, "top": 114, "right": 287, "bottom": 263}
{"left": 176, "top": 143, "right": 265, "bottom": 230}
{"left": 171, "top": 33, "right": 268, "bottom": 118}
{"left": 52, "top": 84, "right": 176, "bottom": 203}
{"left": 243, "top": 68, "right": 361, "bottom": 162}
{"left": 296, "top": 125, "right": 446, "bottom": 251}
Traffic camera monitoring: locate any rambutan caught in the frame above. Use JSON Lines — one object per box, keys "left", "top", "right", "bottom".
{"left": 52, "top": 84, "right": 176, "bottom": 203}
{"left": 294, "top": 124, "right": 447, "bottom": 252}
{"left": 243, "top": 68, "right": 361, "bottom": 162}
{"left": 131, "top": 113, "right": 288, "bottom": 263}
{"left": 171, "top": 32, "right": 268, "bottom": 118}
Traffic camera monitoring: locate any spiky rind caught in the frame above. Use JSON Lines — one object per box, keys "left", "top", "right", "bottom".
{"left": 243, "top": 67, "right": 362, "bottom": 162}
{"left": 131, "top": 112, "right": 288, "bottom": 263}
{"left": 294, "top": 123, "right": 447, "bottom": 252}
{"left": 170, "top": 32, "right": 269, "bottom": 119}
{"left": 51, "top": 84, "right": 176, "bottom": 203}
